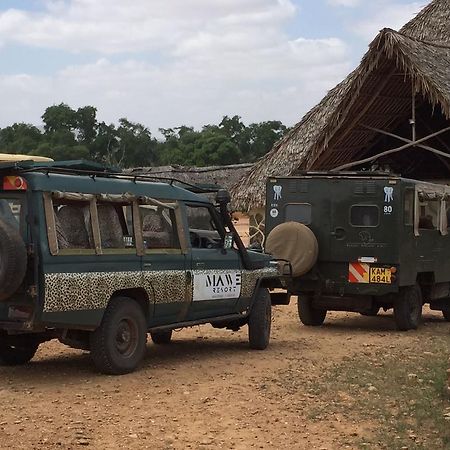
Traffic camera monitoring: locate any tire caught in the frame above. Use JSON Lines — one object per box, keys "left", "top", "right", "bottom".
{"left": 442, "top": 309, "right": 450, "bottom": 322}
{"left": 150, "top": 330, "right": 172, "bottom": 345}
{"left": 0, "top": 342, "right": 39, "bottom": 365}
{"left": 248, "top": 288, "right": 271, "bottom": 350}
{"left": 90, "top": 297, "right": 147, "bottom": 375}
{"left": 0, "top": 219, "right": 27, "bottom": 301}
{"left": 394, "top": 285, "right": 422, "bottom": 331}
{"left": 297, "top": 295, "right": 327, "bottom": 326}
{"left": 265, "top": 222, "right": 318, "bottom": 277}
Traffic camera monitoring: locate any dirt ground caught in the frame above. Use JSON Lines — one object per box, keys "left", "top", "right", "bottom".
{"left": 0, "top": 301, "right": 449, "bottom": 450}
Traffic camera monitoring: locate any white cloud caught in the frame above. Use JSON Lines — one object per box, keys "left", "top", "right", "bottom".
{"left": 0, "top": 0, "right": 298, "bottom": 54}
{"left": 328, "top": 0, "right": 361, "bottom": 7}
{"left": 0, "top": 39, "right": 351, "bottom": 132}
{"left": 352, "top": 2, "right": 424, "bottom": 41}
{"left": 0, "top": 0, "right": 352, "bottom": 132}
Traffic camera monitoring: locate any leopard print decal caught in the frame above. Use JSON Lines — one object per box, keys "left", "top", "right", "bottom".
{"left": 44, "top": 270, "right": 186, "bottom": 312}
{"left": 241, "top": 267, "right": 278, "bottom": 298}
{"left": 43, "top": 267, "right": 278, "bottom": 312}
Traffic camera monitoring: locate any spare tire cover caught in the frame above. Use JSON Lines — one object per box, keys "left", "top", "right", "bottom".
{"left": 0, "top": 219, "right": 27, "bottom": 301}
{"left": 265, "top": 222, "right": 318, "bottom": 277}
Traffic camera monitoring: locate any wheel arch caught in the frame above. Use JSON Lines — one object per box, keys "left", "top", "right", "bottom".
{"left": 110, "top": 288, "right": 152, "bottom": 324}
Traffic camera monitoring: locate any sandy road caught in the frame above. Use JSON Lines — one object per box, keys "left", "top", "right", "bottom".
{"left": 0, "top": 302, "right": 448, "bottom": 449}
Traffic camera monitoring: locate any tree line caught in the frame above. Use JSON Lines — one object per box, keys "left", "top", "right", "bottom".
{"left": 0, "top": 103, "right": 289, "bottom": 168}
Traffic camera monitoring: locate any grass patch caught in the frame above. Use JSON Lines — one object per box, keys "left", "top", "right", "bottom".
{"left": 319, "top": 337, "right": 450, "bottom": 449}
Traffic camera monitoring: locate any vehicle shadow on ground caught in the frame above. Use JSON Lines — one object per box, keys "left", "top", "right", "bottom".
{"left": 0, "top": 334, "right": 283, "bottom": 383}
{"left": 315, "top": 311, "right": 449, "bottom": 333}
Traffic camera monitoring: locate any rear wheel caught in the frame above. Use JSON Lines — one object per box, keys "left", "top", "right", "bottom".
{"left": 394, "top": 285, "right": 422, "bottom": 331}
{"left": 150, "top": 330, "right": 172, "bottom": 345}
{"left": 248, "top": 288, "right": 271, "bottom": 350}
{"left": 0, "top": 342, "right": 39, "bottom": 365}
{"left": 297, "top": 295, "right": 327, "bottom": 326}
{"left": 90, "top": 297, "right": 147, "bottom": 375}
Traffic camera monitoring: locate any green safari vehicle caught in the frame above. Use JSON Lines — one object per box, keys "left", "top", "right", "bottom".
{"left": 0, "top": 160, "right": 280, "bottom": 374}
{"left": 265, "top": 171, "right": 450, "bottom": 331}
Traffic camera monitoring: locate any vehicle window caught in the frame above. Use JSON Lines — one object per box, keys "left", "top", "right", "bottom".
{"left": 54, "top": 201, "right": 94, "bottom": 250}
{"left": 285, "top": 203, "right": 312, "bottom": 225}
{"left": 186, "top": 205, "right": 221, "bottom": 249}
{"left": 140, "top": 205, "right": 179, "bottom": 249}
{"left": 98, "top": 203, "right": 134, "bottom": 249}
{"left": 404, "top": 189, "right": 414, "bottom": 226}
{"left": 350, "top": 205, "right": 379, "bottom": 227}
{"left": 0, "top": 198, "right": 21, "bottom": 229}
{"left": 418, "top": 200, "right": 439, "bottom": 230}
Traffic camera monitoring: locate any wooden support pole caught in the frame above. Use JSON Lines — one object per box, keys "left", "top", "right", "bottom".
{"left": 332, "top": 126, "right": 450, "bottom": 171}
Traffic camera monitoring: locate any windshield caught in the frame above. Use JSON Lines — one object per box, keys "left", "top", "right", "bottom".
{"left": 0, "top": 198, "right": 22, "bottom": 229}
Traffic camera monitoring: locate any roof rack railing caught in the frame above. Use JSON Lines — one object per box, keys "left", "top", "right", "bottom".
{"left": 16, "top": 165, "right": 223, "bottom": 194}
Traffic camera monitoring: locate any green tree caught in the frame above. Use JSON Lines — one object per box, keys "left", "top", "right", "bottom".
{"left": 76, "top": 106, "right": 98, "bottom": 144}
{"left": 0, "top": 123, "right": 42, "bottom": 154}
{"left": 42, "top": 103, "right": 77, "bottom": 133}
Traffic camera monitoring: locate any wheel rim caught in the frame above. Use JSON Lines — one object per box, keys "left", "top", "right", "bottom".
{"left": 115, "top": 318, "right": 138, "bottom": 357}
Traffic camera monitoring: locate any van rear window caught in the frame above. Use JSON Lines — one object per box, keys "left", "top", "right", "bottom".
{"left": 285, "top": 203, "right": 312, "bottom": 225}
{"left": 350, "top": 205, "right": 379, "bottom": 227}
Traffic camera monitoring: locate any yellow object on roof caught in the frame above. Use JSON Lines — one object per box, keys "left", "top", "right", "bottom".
{"left": 0, "top": 153, "right": 53, "bottom": 162}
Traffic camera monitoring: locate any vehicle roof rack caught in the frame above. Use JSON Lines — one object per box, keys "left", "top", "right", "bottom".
{"left": 0, "top": 159, "right": 223, "bottom": 194}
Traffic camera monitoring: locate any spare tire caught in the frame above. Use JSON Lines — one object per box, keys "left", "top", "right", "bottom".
{"left": 0, "top": 219, "right": 27, "bottom": 301}
{"left": 265, "top": 222, "right": 318, "bottom": 277}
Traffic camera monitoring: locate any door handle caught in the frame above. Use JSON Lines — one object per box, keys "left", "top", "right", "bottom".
{"left": 331, "top": 227, "right": 346, "bottom": 240}
{"left": 195, "top": 262, "right": 205, "bottom": 268}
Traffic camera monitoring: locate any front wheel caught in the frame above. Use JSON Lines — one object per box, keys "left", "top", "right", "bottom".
{"left": 0, "top": 342, "right": 39, "bottom": 365}
{"left": 394, "top": 285, "right": 422, "bottom": 331}
{"left": 248, "top": 288, "right": 271, "bottom": 350}
{"left": 442, "top": 308, "right": 450, "bottom": 321}
{"left": 297, "top": 295, "right": 327, "bottom": 326}
{"left": 90, "top": 297, "right": 147, "bottom": 375}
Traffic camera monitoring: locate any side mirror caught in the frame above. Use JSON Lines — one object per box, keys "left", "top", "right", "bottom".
{"left": 223, "top": 232, "right": 234, "bottom": 250}
{"left": 216, "top": 189, "right": 231, "bottom": 206}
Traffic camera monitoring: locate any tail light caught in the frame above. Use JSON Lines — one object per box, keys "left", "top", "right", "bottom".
{"left": 3, "top": 176, "right": 27, "bottom": 190}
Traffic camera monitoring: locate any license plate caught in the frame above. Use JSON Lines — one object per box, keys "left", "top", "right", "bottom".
{"left": 369, "top": 267, "right": 391, "bottom": 284}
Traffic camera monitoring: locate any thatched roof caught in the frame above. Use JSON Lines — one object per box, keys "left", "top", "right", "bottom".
{"left": 231, "top": 0, "right": 450, "bottom": 211}
{"left": 128, "top": 163, "right": 252, "bottom": 191}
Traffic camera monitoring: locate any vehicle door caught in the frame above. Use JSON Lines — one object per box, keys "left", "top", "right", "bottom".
{"left": 185, "top": 202, "right": 242, "bottom": 320}
{"left": 329, "top": 179, "right": 399, "bottom": 285}
{"left": 139, "top": 200, "right": 188, "bottom": 326}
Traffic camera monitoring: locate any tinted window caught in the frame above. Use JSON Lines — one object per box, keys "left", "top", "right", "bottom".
{"left": 350, "top": 205, "right": 379, "bottom": 227}
{"left": 285, "top": 203, "right": 312, "bottom": 225}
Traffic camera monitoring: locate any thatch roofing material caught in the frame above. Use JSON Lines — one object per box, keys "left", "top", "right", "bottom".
{"left": 128, "top": 163, "right": 252, "bottom": 191}
{"left": 231, "top": 0, "right": 450, "bottom": 212}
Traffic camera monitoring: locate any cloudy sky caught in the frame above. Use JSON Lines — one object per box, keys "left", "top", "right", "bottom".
{"left": 0, "top": 0, "right": 427, "bottom": 133}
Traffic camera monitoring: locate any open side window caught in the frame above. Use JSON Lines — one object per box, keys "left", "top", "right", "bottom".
{"left": 185, "top": 204, "right": 224, "bottom": 249}
{"left": 414, "top": 186, "right": 448, "bottom": 236}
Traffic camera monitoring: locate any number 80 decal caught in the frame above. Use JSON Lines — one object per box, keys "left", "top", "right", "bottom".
{"left": 384, "top": 205, "right": 393, "bottom": 214}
